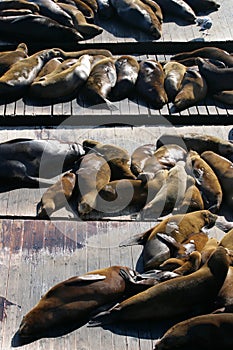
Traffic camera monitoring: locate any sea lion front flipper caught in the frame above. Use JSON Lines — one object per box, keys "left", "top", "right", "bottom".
{"left": 156, "top": 232, "right": 181, "bottom": 249}
{"left": 119, "top": 227, "right": 154, "bottom": 247}
{"left": 64, "top": 274, "right": 106, "bottom": 285}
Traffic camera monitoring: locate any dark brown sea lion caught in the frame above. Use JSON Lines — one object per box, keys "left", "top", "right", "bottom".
{"left": 155, "top": 0, "right": 196, "bottom": 23}
{"left": 12, "top": 266, "right": 156, "bottom": 346}
{"left": 136, "top": 59, "right": 168, "bottom": 109}
{"left": 110, "top": 55, "right": 140, "bottom": 101}
{"left": 173, "top": 66, "right": 207, "bottom": 111}
{"left": 184, "top": 0, "right": 220, "bottom": 13}
{"left": 0, "top": 48, "right": 61, "bottom": 100}
{"left": 196, "top": 58, "right": 233, "bottom": 92}
{"left": 0, "top": 0, "right": 39, "bottom": 12}
{"left": 89, "top": 247, "right": 230, "bottom": 325}
{"left": 83, "top": 139, "right": 136, "bottom": 180}
{"left": 171, "top": 47, "right": 233, "bottom": 68}
{"left": 110, "top": 0, "right": 162, "bottom": 39}
{"left": 75, "top": 152, "right": 111, "bottom": 216}
{"left": 156, "top": 133, "right": 233, "bottom": 161}
{"left": 186, "top": 150, "right": 222, "bottom": 212}
{"left": 163, "top": 61, "right": 186, "bottom": 101}
{"left": 57, "top": 2, "right": 103, "bottom": 38}
{"left": 0, "top": 43, "right": 28, "bottom": 76}
{"left": 0, "top": 14, "right": 83, "bottom": 44}
{"left": 201, "top": 150, "right": 233, "bottom": 207}
{"left": 120, "top": 210, "right": 217, "bottom": 270}
{"left": 154, "top": 313, "right": 233, "bottom": 350}
{"left": 82, "top": 57, "right": 117, "bottom": 110}
{"left": 37, "top": 172, "right": 76, "bottom": 218}
{"left": 213, "top": 90, "right": 233, "bottom": 105}
{"left": 29, "top": 54, "right": 92, "bottom": 101}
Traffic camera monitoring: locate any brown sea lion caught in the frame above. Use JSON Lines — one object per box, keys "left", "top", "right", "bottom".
{"left": 0, "top": 0, "right": 39, "bottom": 12}
{"left": 0, "top": 43, "right": 28, "bottom": 76}
{"left": 120, "top": 210, "right": 217, "bottom": 270}
{"left": 37, "top": 172, "right": 76, "bottom": 218}
{"left": 186, "top": 150, "right": 222, "bottom": 212}
{"left": 154, "top": 313, "right": 233, "bottom": 350}
{"left": 163, "top": 61, "right": 187, "bottom": 101}
{"left": 155, "top": 0, "right": 196, "bottom": 23}
{"left": 82, "top": 57, "right": 117, "bottom": 110}
{"left": 29, "top": 54, "right": 92, "bottom": 101}
{"left": 67, "top": 0, "right": 95, "bottom": 20}
{"left": 75, "top": 152, "right": 111, "bottom": 216}
{"left": 12, "top": 265, "right": 156, "bottom": 346}
{"left": 213, "top": 90, "right": 233, "bottom": 105}
{"left": 141, "top": 161, "right": 188, "bottom": 219}
{"left": 219, "top": 228, "right": 233, "bottom": 251}
{"left": 83, "top": 139, "right": 136, "bottom": 180}
{"left": 201, "top": 237, "right": 219, "bottom": 264}
{"left": 89, "top": 247, "right": 230, "bottom": 326}
{"left": 201, "top": 150, "right": 233, "bottom": 207}
{"left": 136, "top": 59, "right": 168, "bottom": 109}
{"left": 110, "top": 55, "right": 140, "bottom": 101}
{"left": 131, "top": 144, "right": 157, "bottom": 177}
{"left": 156, "top": 133, "right": 233, "bottom": 161}
{"left": 178, "top": 176, "right": 204, "bottom": 213}
{"left": 0, "top": 48, "right": 61, "bottom": 100}
{"left": 196, "top": 58, "right": 233, "bottom": 92}
{"left": 110, "top": 0, "right": 162, "bottom": 38}
{"left": 140, "top": 0, "right": 163, "bottom": 23}
{"left": 214, "top": 266, "right": 233, "bottom": 312}
{"left": 172, "top": 66, "right": 207, "bottom": 111}
{"left": 171, "top": 47, "right": 233, "bottom": 68}
{"left": 35, "top": 57, "right": 63, "bottom": 78}
{"left": 57, "top": 2, "right": 103, "bottom": 38}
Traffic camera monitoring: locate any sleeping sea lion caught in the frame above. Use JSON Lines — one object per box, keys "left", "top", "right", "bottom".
{"left": 0, "top": 43, "right": 28, "bottom": 76}
{"left": 131, "top": 144, "right": 157, "bottom": 177}
{"left": 184, "top": 0, "right": 220, "bottom": 13}
{"left": 163, "top": 61, "right": 187, "bottom": 102}
{"left": 155, "top": 0, "right": 196, "bottom": 23}
{"left": 35, "top": 57, "right": 63, "bottom": 78}
{"left": 89, "top": 247, "right": 230, "bottom": 325}
{"left": 178, "top": 176, "right": 204, "bottom": 213}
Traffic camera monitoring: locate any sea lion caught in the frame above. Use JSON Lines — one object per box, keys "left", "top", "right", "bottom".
{"left": 140, "top": 0, "right": 163, "bottom": 24}
{"left": 219, "top": 228, "right": 233, "bottom": 251}
{"left": 66, "top": 0, "right": 95, "bottom": 20}
{"left": 155, "top": 0, "right": 196, "bottom": 23}
{"left": 196, "top": 58, "right": 233, "bottom": 92}
{"left": 110, "top": 55, "right": 140, "bottom": 101}
{"left": 28, "top": 0, "right": 74, "bottom": 27}
{"left": 213, "top": 90, "right": 233, "bottom": 105}
{"left": 110, "top": 0, "right": 162, "bottom": 39}
{"left": 156, "top": 133, "right": 233, "bottom": 161}
{"left": 120, "top": 210, "right": 217, "bottom": 270}
{"left": 136, "top": 59, "right": 168, "bottom": 109}
{"left": 0, "top": 14, "right": 83, "bottom": 44}
{"left": 35, "top": 57, "right": 63, "bottom": 78}
{"left": 29, "top": 54, "right": 92, "bottom": 101}
{"left": 140, "top": 161, "right": 188, "bottom": 219}
{"left": 89, "top": 247, "right": 230, "bottom": 325}
{"left": 0, "top": 138, "right": 85, "bottom": 181}
{"left": 0, "top": 43, "right": 28, "bottom": 76}
{"left": 172, "top": 66, "right": 207, "bottom": 111}
{"left": 37, "top": 172, "right": 76, "bottom": 218}
{"left": 75, "top": 152, "right": 111, "bottom": 216}
{"left": 184, "top": 0, "right": 220, "bottom": 13}
{"left": 214, "top": 266, "right": 233, "bottom": 312}
{"left": 0, "top": 0, "right": 39, "bottom": 12}
{"left": 201, "top": 150, "right": 233, "bottom": 207}
{"left": 178, "top": 177, "right": 204, "bottom": 213}
{"left": 154, "top": 312, "right": 233, "bottom": 350}
{"left": 185, "top": 150, "right": 222, "bottom": 213}
{"left": 163, "top": 61, "right": 187, "bottom": 101}
{"left": 131, "top": 144, "right": 157, "bottom": 177}
{"left": 0, "top": 48, "right": 61, "bottom": 100}
{"left": 0, "top": 9, "right": 34, "bottom": 16}
{"left": 57, "top": 2, "right": 103, "bottom": 38}
{"left": 83, "top": 139, "right": 136, "bottom": 180}
{"left": 201, "top": 237, "right": 219, "bottom": 264}
{"left": 58, "top": 48, "right": 112, "bottom": 59}
{"left": 171, "top": 47, "right": 233, "bottom": 68}
{"left": 82, "top": 57, "right": 117, "bottom": 110}
{"left": 12, "top": 265, "right": 156, "bottom": 346}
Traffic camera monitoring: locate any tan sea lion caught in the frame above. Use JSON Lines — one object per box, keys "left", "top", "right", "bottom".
{"left": 172, "top": 47, "right": 233, "bottom": 67}
{"left": 83, "top": 139, "right": 136, "bottom": 180}
{"left": 156, "top": 133, "right": 233, "bottom": 161}
{"left": 201, "top": 237, "right": 219, "bottom": 264}
{"left": 12, "top": 265, "right": 156, "bottom": 346}
{"left": 196, "top": 58, "right": 233, "bottom": 92}
{"left": 110, "top": 0, "right": 162, "bottom": 38}
{"left": 163, "top": 61, "right": 187, "bottom": 101}
{"left": 201, "top": 150, "right": 233, "bottom": 207}
{"left": 136, "top": 59, "right": 168, "bottom": 109}
{"left": 75, "top": 152, "right": 111, "bottom": 216}
{"left": 140, "top": 0, "right": 163, "bottom": 23}
{"left": 110, "top": 55, "right": 140, "bottom": 101}
{"left": 155, "top": 0, "right": 196, "bottom": 23}
{"left": 35, "top": 57, "right": 63, "bottom": 78}
{"left": 213, "top": 90, "right": 233, "bottom": 105}
{"left": 0, "top": 42, "right": 28, "bottom": 76}
{"left": 173, "top": 66, "right": 207, "bottom": 111}
{"left": 89, "top": 247, "right": 230, "bottom": 325}
{"left": 29, "top": 54, "right": 92, "bottom": 101}
{"left": 186, "top": 150, "right": 223, "bottom": 213}
{"left": 37, "top": 172, "right": 76, "bottom": 218}
{"left": 154, "top": 313, "right": 233, "bottom": 350}
{"left": 120, "top": 210, "right": 217, "bottom": 270}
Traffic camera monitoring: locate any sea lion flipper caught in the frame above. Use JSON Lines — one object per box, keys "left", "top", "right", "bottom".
{"left": 157, "top": 232, "right": 181, "bottom": 249}
{"left": 119, "top": 227, "right": 154, "bottom": 246}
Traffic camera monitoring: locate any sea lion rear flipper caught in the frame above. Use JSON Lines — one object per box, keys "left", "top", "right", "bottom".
{"left": 119, "top": 227, "right": 154, "bottom": 247}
